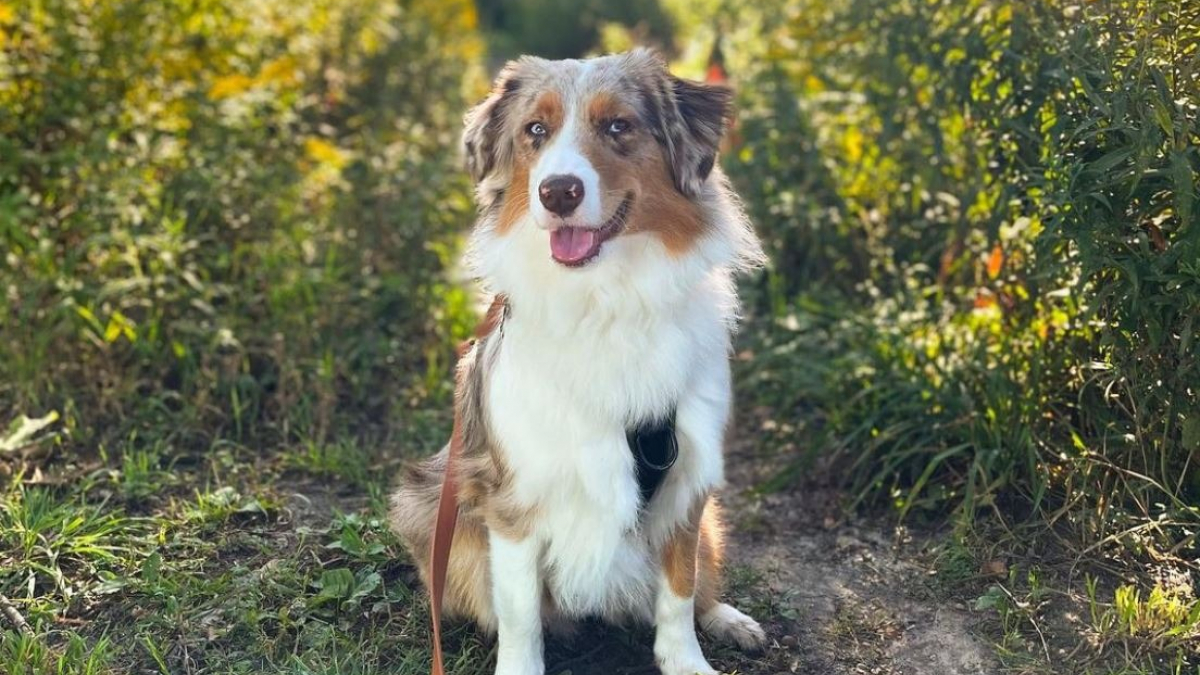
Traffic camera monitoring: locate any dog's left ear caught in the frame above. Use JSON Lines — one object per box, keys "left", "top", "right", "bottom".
{"left": 462, "top": 66, "right": 522, "bottom": 185}
{"left": 660, "top": 76, "right": 733, "bottom": 197}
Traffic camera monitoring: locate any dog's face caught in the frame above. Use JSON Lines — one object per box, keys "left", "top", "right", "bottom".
{"left": 463, "top": 49, "right": 732, "bottom": 267}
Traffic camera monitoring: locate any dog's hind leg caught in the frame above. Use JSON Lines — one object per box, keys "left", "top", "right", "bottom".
{"left": 694, "top": 500, "right": 767, "bottom": 651}
{"left": 388, "top": 448, "right": 497, "bottom": 632}
{"left": 648, "top": 496, "right": 766, "bottom": 672}
{"left": 654, "top": 498, "right": 720, "bottom": 675}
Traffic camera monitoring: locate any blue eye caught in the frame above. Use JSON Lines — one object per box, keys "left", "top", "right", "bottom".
{"left": 527, "top": 122, "right": 548, "bottom": 137}
{"left": 606, "top": 119, "right": 631, "bottom": 135}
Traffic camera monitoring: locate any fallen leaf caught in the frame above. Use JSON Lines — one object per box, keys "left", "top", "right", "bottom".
{"left": 1, "top": 411, "right": 59, "bottom": 454}
{"left": 981, "top": 559, "right": 1008, "bottom": 577}
{"left": 1145, "top": 222, "right": 1167, "bottom": 252}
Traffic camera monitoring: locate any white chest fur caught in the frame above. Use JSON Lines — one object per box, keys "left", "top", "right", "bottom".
{"left": 482, "top": 265, "right": 732, "bottom": 619}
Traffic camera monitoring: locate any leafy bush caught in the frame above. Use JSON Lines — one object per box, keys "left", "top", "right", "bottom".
{"left": 0, "top": 0, "right": 483, "bottom": 451}
{"left": 476, "top": 0, "right": 676, "bottom": 60}
{"left": 723, "top": 0, "right": 1199, "bottom": 545}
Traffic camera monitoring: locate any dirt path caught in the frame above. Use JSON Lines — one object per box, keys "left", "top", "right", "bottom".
{"left": 715, "top": 437, "right": 998, "bottom": 675}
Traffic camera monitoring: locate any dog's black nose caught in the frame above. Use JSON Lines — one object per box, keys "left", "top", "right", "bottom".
{"left": 538, "top": 175, "right": 584, "bottom": 216}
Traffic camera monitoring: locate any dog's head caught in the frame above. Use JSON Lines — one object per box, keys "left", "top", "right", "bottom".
{"left": 462, "top": 49, "right": 732, "bottom": 268}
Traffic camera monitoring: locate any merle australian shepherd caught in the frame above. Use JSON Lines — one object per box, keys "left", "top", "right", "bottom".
{"left": 390, "top": 48, "right": 766, "bottom": 675}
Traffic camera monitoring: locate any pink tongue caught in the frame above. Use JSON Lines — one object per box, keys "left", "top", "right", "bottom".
{"left": 550, "top": 227, "right": 599, "bottom": 264}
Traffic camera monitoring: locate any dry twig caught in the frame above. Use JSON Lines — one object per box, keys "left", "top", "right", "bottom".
{"left": 0, "top": 593, "right": 32, "bottom": 636}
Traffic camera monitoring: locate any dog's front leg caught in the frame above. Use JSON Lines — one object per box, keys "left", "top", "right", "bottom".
{"left": 489, "top": 530, "right": 544, "bottom": 675}
{"left": 654, "top": 507, "right": 718, "bottom": 675}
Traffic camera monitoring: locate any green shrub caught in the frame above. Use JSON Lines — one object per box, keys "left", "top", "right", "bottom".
{"left": 0, "top": 0, "right": 483, "bottom": 450}
{"left": 476, "top": 0, "right": 676, "bottom": 61}
{"left": 724, "top": 0, "right": 1199, "bottom": 543}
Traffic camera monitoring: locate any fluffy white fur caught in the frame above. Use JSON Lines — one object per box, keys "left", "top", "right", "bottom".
{"left": 466, "top": 164, "right": 763, "bottom": 675}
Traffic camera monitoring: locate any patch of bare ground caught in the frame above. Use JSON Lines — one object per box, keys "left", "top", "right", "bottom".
{"left": 707, "top": 424, "right": 1000, "bottom": 675}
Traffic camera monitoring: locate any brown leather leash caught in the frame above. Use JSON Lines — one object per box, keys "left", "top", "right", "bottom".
{"left": 429, "top": 296, "right": 508, "bottom": 675}
{"left": 429, "top": 422, "right": 461, "bottom": 675}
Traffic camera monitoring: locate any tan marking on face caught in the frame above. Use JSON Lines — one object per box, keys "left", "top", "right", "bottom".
{"left": 496, "top": 157, "right": 530, "bottom": 236}
{"left": 587, "top": 92, "right": 623, "bottom": 124}
{"left": 578, "top": 135, "right": 636, "bottom": 226}
{"left": 534, "top": 91, "right": 565, "bottom": 130}
{"left": 578, "top": 92, "right": 708, "bottom": 255}
{"left": 630, "top": 149, "right": 707, "bottom": 256}
{"left": 494, "top": 92, "right": 566, "bottom": 236}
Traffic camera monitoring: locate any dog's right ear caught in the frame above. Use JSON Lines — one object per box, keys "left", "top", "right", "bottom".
{"left": 627, "top": 48, "right": 733, "bottom": 198}
{"left": 462, "top": 67, "right": 522, "bottom": 185}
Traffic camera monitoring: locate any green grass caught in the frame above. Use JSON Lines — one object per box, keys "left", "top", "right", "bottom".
{"left": 0, "top": 385, "right": 803, "bottom": 675}
{"left": 2, "top": 631, "right": 115, "bottom": 675}
{"left": 0, "top": 428, "right": 466, "bottom": 674}
{"left": 286, "top": 439, "right": 375, "bottom": 493}
{"left": 1, "top": 484, "right": 147, "bottom": 610}
{"left": 969, "top": 567, "right": 1200, "bottom": 675}
{"left": 0, "top": 428, "right": 787, "bottom": 674}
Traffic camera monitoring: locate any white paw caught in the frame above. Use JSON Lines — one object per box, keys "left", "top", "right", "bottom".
{"left": 699, "top": 603, "right": 767, "bottom": 651}
{"left": 656, "top": 628, "right": 718, "bottom": 675}
{"left": 657, "top": 656, "right": 719, "bottom": 675}
{"left": 494, "top": 664, "right": 543, "bottom": 675}
{"left": 494, "top": 651, "right": 544, "bottom": 675}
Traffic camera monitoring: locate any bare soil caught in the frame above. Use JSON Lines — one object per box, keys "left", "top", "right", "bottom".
{"left": 711, "top": 437, "right": 998, "bottom": 675}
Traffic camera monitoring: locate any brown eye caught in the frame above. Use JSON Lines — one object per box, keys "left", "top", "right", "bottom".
{"left": 526, "top": 122, "right": 548, "bottom": 137}
{"left": 605, "top": 119, "right": 631, "bottom": 136}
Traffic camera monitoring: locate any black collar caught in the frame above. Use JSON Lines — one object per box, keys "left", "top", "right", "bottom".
{"left": 626, "top": 411, "right": 678, "bottom": 507}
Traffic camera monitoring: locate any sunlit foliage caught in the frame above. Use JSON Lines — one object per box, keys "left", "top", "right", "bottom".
{"left": 724, "top": 0, "right": 1199, "bottom": 549}
{"left": 0, "top": 0, "right": 484, "bottom": 449}
{"left": 475, "top": 0, "right": 676, "bottom": 61}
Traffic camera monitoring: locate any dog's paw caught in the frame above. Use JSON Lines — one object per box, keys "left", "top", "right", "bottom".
{"left": 655, "top": 630, "right": 719, "bottom": 675}
{"left": 657, "top": 656, "right": 719, "bottom": 675}
{"left": 699, "top": 603, "right": 767, "bottom": 652}
{"left": 493, "top": 650, "right": 544, "bottom": 675}
{"left": 493, "top": 661, "right": 544, "bottom": 675}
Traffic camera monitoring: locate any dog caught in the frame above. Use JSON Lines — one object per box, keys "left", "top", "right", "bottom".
{"left": 389, "top": 48, "right": 766, "bottom": 675}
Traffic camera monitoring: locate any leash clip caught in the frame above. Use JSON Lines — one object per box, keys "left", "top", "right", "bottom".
{"left": 628, "top": 413, "right": 678, "bottom": 505}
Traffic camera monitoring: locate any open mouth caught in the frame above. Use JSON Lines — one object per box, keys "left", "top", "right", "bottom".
{"left": 549, "top": 194, "right": 633, "bottom": 267}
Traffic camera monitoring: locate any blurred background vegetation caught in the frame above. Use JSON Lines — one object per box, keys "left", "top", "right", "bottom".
{"left": 1, "top": 0, "right": 1197, "bottom": 672}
